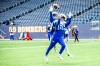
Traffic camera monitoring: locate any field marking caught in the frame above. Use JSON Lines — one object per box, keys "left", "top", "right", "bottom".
{"left": 0, "top": 46, "right": 48, "bottom": 50}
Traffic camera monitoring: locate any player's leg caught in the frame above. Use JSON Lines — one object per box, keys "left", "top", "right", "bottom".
{"left": 64, "top": 34, "right": 69, "bottom": 41}
{"left": 12, "top": 35, "right": 14, "bottom": 40}
{"left": 48, "top": 32, "right": 51, "bottom": 41}
{"left": 74, "top": 35, "right": 77, "bottom": 42}
{"left": 48, "top": 33, "right": 57, "bottom": 53}
{"left": 45, "top": 39, "right": 57, "bottom": 56}
{"left": 53, "top": 45, "right": 57, "bottom": 53}
{"left": 67, "top": 34, "right": 69, "bottom": 41}
{"left": 58, "top": 38, "right": 66, "bottom": 60}
{"left": 64, "top": 42, "right": 73, "bottom": 58}
{"left": 59, "top": 38, "right": 66, "bottom": 54}
{"left": 10, "top": 35, "right": 14, "bottom": 40}
{"left": 45, "top": 39, "right": 57, "bottom": 62}
{"left": 76, "top": 35, "right": 79, "bottom": 42}
{"left": 74, "top": 35, "right": 79, "bottom": 42}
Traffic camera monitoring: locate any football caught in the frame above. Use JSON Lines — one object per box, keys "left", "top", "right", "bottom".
{"left": 53, "top": 4, "right": 60, "bottom": 9}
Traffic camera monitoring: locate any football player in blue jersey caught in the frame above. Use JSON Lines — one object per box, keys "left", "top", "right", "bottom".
{"left": 45, "top": 12, "right": 73, "bottom": 62}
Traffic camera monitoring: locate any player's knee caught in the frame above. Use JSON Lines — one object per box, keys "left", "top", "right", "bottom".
{"left": 62, "top": 44, "right": 66, "bottom": 49}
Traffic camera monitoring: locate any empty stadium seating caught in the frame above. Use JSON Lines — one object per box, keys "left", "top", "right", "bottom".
{"left": 13, "top": 0, "right": 100, "bottom": 26}
{"left": 0, "top": 0, "right": 30, "bottom": 13}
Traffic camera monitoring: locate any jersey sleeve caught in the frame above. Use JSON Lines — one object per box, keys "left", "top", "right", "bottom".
{"left": 65, "top": 18, "right": 71, "bottom": 27}
{"left": 50, "top": 12, "right": 55, "bottom": 23}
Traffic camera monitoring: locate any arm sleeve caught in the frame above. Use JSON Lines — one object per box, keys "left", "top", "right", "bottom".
{"left": 58, "top": 19, "right": 60, "bottom": 25}
{"left": 65, "top": 18, "right": 71, "bottom": 27}
{"left": 50, "top": 12, "right": 55, "bottom": 23}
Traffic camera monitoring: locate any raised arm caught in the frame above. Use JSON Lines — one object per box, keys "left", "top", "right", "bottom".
{"left": 49, "top": 6, "right": 55, "bottom": 23}
{"left": 65, "top": 12, "right": 73, "bottom": 27}
{"left": 50, "top": 12, "right": 55, "bottom": 23}
{"left": 65, "top": 17, "right": 71, "bottom": 27}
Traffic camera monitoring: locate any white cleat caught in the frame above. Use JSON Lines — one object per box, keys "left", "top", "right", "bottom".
{"left": 45, "top": 56, "right": 48, "bottom": 63}
{"left": 58, "top": 54, "right": 63, "bottom": 60}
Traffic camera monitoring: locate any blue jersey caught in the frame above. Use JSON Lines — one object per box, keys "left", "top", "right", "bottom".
{"left": 52, "top": 18, "right": 71, "bottom": 37}
{"left": 65, "top": 18, "right": 71, "bottom": 28}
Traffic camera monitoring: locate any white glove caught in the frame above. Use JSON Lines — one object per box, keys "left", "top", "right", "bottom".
{"left": 68, "top": 12, "right": 73, "bottom": 18}
{"left": 49, "top": 6, "right": 53, "bottom": 12}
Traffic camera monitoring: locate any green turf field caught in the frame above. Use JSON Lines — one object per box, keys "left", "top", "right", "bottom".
{"left": 0, "top": 39, "right": 100, "bottom": 66}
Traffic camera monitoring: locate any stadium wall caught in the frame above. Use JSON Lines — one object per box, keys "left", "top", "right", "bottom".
{"left": 0, "top": 22, "right": 100, "bottom": 39}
